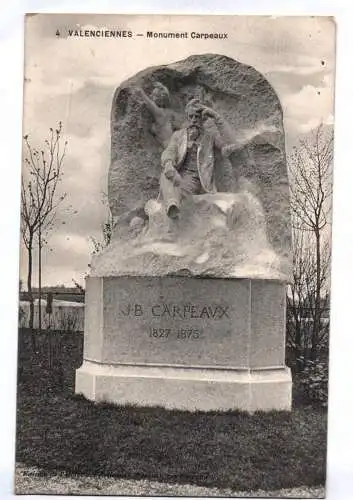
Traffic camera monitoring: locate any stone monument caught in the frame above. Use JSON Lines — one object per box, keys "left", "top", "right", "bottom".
{"left": 76, "top": 54, "right": 292, "bottom": 412}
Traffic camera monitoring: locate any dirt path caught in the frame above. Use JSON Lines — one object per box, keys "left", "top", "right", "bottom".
{"left": 15, "top": 464, "right": 325, "bottom": 497}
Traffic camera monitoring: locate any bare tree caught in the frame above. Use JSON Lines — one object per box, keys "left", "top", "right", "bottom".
{"left": 288, "top": 123, "right": 333, "bottom": 362}
{"left": 287, "top": 221, "right": 331, "bottom": 366}
{"left": 72, "top": 278, "right": 85, "bottom": 295}
{"left": 21, "top": 123, "right": 67, "bottom": 338}
{"left": 286, "top": 223, "right": 312, "bottom": 365}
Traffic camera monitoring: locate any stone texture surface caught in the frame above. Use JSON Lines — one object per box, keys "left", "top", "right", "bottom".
{"left": 76, "top": 276, "right": 291, "bottom": 411}
{"left": 83, "top": 276, "right": 287, "bottom": 370}
{"left": 85, "top": 275, "right": 252, "bottom": 368}
{"left": 76, "top": 362, "right": 292, "bottom": 412}
{"left": 83, "top": 277, "right": 104, "bottom": 361}
{"left": 107, "top": 53, "right": 291, "bottom": 278}
{"left": 250, "top": 280, "right": 287, "bottom": 368}
{"left": 91, "top": 189, "right": 289, "bottom": 280}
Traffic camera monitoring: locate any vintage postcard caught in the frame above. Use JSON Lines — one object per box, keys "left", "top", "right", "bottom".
{"left": 16, "top": 14, "right": 335, "bottom": 497}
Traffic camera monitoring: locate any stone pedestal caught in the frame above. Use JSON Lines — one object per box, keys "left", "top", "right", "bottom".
{"left": 76, "top": 276, "right": 292, "bottom": 412}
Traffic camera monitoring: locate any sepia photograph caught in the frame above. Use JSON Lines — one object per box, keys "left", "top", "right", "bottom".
{"left": 14, "top": 13, "right": 335, "bottom": 497}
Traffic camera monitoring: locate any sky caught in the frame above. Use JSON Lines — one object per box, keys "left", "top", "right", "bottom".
{"left": 20, "top": 14, "right": 336, "bottom": 287}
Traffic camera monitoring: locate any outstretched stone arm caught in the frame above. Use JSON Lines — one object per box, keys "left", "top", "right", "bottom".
{"left": 200, "top": 105, "right": 236, "bottom": 147}
{"left": 132, "top": 87, "right": 164, "bottom": 119}
{"left": 201, "top": 106, "right": 224, "bottom": 127}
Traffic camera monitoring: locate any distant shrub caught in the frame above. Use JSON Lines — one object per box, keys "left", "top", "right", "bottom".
{"left": 18, "top": 305, "right": 26, "bottom": 328}
{"left": 56, "top": 309, "right": 79, "bottom": 332}
{"left": 297, "top": 358, "right": 328, "bottom": 406}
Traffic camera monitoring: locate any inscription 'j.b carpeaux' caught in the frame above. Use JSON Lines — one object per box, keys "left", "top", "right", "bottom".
{"left": 121, "top": 303, "right": 230, "bottom": 320}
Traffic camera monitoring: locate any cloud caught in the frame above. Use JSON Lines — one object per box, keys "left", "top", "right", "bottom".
{"left": 265, "top": 67, "right": 329, "bottom": 95}
{"left": 283, "top": 79, "right": 334, "bottom": 134}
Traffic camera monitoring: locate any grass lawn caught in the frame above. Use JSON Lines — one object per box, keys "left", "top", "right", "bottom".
{"left": 15, "top": 329, "right": 328, "bottom": 493}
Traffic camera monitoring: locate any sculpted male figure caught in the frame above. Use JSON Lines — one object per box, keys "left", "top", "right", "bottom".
{"left": 160, "top": 99, "right": 228, "bottom": 219}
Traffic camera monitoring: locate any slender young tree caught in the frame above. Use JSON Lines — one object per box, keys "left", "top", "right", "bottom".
{"left": 288, "top": 123, "right": 333, "bottom": 362}
{"left": 287, "top": 219, "right": 331, "bottom": 366}
{"left": 21, "top": 122, "right": 67, "bottom": 338}
{"left": 286, "top": 221, "right": 313, "bottom": 365}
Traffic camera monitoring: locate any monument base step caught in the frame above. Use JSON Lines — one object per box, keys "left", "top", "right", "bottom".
{"left": 76, "top": 360, "right": 292, "bottom": 412}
